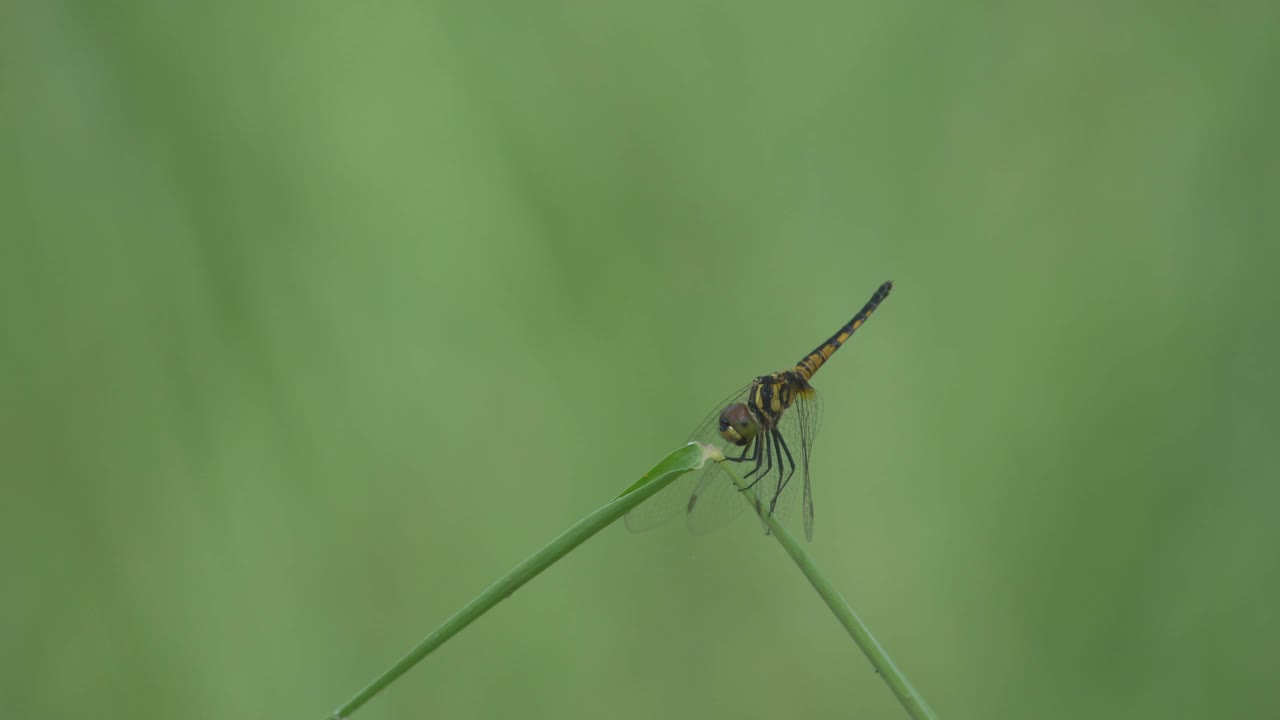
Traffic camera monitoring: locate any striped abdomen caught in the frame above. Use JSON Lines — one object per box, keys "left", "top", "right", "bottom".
{"left": 793, "top": 280, "right": 893, "bottom": 382}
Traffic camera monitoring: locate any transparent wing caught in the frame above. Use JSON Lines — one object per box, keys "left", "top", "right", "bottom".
{"left": 686, "top": 452, "right": 755, "bottom": 535}
{"left": 752, "top": 389, "right": 822, "bottom": 540}
{"left": 794, "top": 389, "right": 823, "bottom": 540}
{"left": 621, "top": 465, "right": 709, "bottom": 533}
{"left": 624, "top": 384, "right": 751, "bottom": 534}
{"left": 684, "top": 383, "right": 776, "bottom": 536}
{"left": 689, "top": 387, "right": 823, "bottom": 538}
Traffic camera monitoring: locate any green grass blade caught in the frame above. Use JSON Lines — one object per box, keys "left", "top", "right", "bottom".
{"left": 331, "top": 442, "right": 714, "bottom": 719}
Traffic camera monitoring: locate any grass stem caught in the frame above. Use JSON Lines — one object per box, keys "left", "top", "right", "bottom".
{"left": 330, "top": 443, "right": 712, "bottom": 718}
{"left": 721, "top": 463, "right": 937, "bottom": 719}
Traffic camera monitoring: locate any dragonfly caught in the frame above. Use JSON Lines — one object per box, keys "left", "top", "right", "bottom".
{"left": 625, "top": 281, "right": 893, "bottom": 541}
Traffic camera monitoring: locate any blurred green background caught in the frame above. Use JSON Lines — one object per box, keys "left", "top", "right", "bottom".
{"left": 3, "top": 1, "right": 1278, "bottom": 718}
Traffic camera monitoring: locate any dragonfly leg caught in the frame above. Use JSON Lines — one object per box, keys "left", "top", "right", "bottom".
{"left": 763, "top": 428, "right": 786, "bottom": 514}
{"left": 769, "top": 428, "right": 797, "bottom": 514}
{"left": 740, "top": 433, "right": 764, "bottom": 480}
{"left": 741, "top": 431, "right": 773, "bottom": 490}
{"left": 724, "top": 438, "right": 757, "bottom": 464}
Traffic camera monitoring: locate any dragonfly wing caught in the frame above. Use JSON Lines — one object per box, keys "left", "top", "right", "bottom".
{"left": 623, "top": 467, "right": 704, "bottom": 532}
{"left": 624, "top": 384, "right": 751, "bottom": 534}
{"left": 684, "top": 384, "right": 756, "bottom": 535}
{"left": 685, "top": 460, "right": 753, "bottom": 534}
{"left": 765, "top": 389, "right": 821, "bottom": 540}
{"left": 796, "top": 389, "right": 822, "bottom": 541}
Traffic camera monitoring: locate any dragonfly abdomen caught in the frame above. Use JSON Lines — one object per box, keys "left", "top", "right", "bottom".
{"left": 794, "top": 280, "right": 893, "bottom": 381}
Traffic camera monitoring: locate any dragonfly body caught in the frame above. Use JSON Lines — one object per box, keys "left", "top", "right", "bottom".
{"left": 629, "top": 281, "right": 894, "bottom": 542}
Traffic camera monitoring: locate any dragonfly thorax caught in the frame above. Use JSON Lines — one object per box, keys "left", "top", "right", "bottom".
{"left": 718, "top": 371, "right": 813, "bottom": 447}
{"left": 747, "top": 371, "right": 811, "bottom": 427}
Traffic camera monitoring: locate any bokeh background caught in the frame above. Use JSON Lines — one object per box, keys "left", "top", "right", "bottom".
{"left": 4, "top": 2, "right": 1278, "bottom": 718}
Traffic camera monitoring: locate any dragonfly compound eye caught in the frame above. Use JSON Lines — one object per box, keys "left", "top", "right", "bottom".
{"left": 717, "top": 403, "right": 758, "bottom": 446}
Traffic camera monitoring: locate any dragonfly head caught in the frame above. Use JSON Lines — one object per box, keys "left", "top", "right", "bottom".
{"left": 718, "top": 403, "right": 759, "bottom": 447}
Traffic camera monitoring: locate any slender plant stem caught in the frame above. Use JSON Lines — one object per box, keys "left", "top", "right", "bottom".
{"left": 332, "top": 442, "right": 936, "bottom": 719}
{"left": 720, "top": 463, "right": 937, "bottom": 720}
{"left": 330, "top": 443, "right": 713, "bottom": 719}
